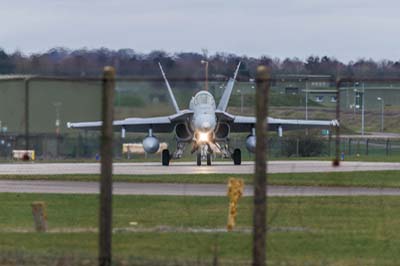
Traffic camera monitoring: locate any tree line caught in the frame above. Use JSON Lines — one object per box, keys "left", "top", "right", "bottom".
{"left": 1, "top": 47, "right": 400, "bottom": 78}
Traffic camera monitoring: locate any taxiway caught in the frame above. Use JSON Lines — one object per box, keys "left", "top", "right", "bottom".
{"left": 0, "top": 161, "right": 399, "bottom": 175}
{"left": 1, "top": 180, "right": 400, "bottom": 196}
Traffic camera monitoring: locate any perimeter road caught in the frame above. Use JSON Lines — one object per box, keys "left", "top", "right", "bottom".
{"left": 2, "top": 180, "right": 400, "bottom": 196}
{"left": 1, "top": 161, "right": 400, "bottom": 175}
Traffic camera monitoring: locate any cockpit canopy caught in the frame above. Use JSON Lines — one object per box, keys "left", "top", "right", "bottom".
{"left": 193, "top": 91, "right": 215, "bottom": 107}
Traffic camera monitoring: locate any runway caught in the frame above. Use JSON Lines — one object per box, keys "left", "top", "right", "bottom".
{"left": 1, "top": 161, "right": 400, "bottom": 175}
{"left": 1, "top": 180, "right": 400, "bottom": 196}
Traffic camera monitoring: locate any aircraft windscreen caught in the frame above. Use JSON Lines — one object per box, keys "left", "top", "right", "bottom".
{"left": 194, "top": 93, "right": 213, "bottom": 105}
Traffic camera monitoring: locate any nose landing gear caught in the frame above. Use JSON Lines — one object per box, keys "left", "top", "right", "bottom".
{"left": 196, "top": 143, "right": 213, "bottom": 166}
{"left": 196, "top": 153, "right": 201, "bottom": 166}
{"left": 206, "top": 153, "right": 212, "bottom": 166}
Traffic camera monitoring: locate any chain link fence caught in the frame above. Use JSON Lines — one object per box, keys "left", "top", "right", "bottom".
{"left": 0, "top": 75, "right": 341, "bottom": 161}
{"left": 3, "top": 75, "right": 400, "bottom": 266}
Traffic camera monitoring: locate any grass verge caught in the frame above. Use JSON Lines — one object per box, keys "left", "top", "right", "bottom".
{"left": 1, "top": 193, "right": 400, "bottom": 265}
{"left": 1, "top": 170, "right": 400, "bottom": 188}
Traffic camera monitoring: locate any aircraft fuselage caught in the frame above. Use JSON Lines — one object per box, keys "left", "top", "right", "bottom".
{"left": 189, "top": 90, "right": 217, "bottom": 142}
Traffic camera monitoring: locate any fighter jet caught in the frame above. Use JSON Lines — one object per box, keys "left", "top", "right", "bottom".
{"left": 67, "top": 63, "right": 339, "bottom": 166}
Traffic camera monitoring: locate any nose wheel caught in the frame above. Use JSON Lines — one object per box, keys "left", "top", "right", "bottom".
{"left": 196, "top": 153, "right": 201, "bottom": 166}
{"left": 206, "top": 153, "right": 212, "bottom": 166}
{"left": 196, "top": 153, "right": 212, "bottom": 166}
{"left": 196, "top": 143, "right": 212, "bottom": 166}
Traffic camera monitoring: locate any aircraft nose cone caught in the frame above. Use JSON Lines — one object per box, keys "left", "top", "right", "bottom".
{"left": 201, "top": 121, "right": 211, "bottom": 131}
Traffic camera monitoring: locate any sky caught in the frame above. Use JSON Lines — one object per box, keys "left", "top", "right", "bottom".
{"left": 1, "top": 0, "right": 400, "bottom": 62}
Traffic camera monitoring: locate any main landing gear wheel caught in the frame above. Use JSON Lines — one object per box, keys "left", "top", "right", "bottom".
{"left": 162, "top": 149, "right": 170, "bottom": 166}
{"left": 233, "top": 148, "right": 241, "bottom": 165}
{"left": 197, "top": 153, "right": 201, "bottom": 166}
{"left": 206, "top": 153, "right": 212, "bottom": 166}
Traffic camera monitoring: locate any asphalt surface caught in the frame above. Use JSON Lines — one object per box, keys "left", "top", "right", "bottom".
{"left": 1, "top": 180, "right": 400, "bottom": 196}
{"left": 1, "top": 161, "right": 400, "bottom": 175}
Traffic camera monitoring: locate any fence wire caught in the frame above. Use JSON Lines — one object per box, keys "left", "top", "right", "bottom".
{"left": 1, "top": 75, "right": 400, "bottom": 265}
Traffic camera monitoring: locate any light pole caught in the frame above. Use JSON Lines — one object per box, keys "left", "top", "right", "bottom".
{"left": 53, "top": 102, "right": 62, "bottom": 158}
{"left": 361, "top": 83, "right": 365, "bottom": 136}
{"left": 377, "top": 97, "right": 384, "bottom": 132}
{"left": 353, "top": 82, "right": 359, "bottom": 116}
{"left": 354, "top": 82, "right": 365, "bottom": 136}
{"left": 53, "top": 102, "right": 62, "bottom": 136}
{"left": 201, "top": 60, "right": 208, "bottom": 91}
{"left": 305, "top": 80, "right": 308, "bottom": 120}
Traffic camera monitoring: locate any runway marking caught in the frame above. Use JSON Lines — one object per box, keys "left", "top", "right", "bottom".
{"left": 1, "top": 161, "right": 400, "bottom": 175}
{"left": 1, "top": 180, "right": 400, "bottom": 196}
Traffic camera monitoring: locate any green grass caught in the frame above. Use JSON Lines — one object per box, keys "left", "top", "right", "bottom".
{"left": 340, "top": 154, "right": 400, "bottom": 162}
{"left": 2, "top": 193, "right": 400, "bottom": 265}
{"left": 270, "top": 155, "right": 400, "bottom": 162}
{"left": 2, "top": 170, "right": 400, "bottom": 188}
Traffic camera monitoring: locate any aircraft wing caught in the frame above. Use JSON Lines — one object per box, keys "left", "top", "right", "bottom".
{"left": 221, "top": 113, "right": 339, "bottom": 133}
{"left": 67, "top": 110, "right": 193, "bottom": 133}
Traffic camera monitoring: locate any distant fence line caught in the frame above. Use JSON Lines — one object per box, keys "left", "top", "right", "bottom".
{"left": 3, "top": 76, "right": 400, "bottom": 162}
{"left": 0, "top": 132, "right": 398, "bottom": 160}
{"left": 341, "top": 137, "right": 398, "bottom": 157}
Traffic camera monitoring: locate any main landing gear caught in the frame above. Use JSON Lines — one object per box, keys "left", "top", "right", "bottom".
{"left": 232, "top": 148, "right": 241, "bottom": 165}
{"left": 162, "top": 149, "right": 170, "bottom": 166}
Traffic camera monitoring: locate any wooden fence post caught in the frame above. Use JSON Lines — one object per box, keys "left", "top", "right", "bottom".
{"left": 253, "top": 65, "right": 269, "bottom": 266}
{"left": 31, "top": 201, "right": 47, "bottom": 232}
{"left": 99, "top": 67, "right": 115, "bottom": 266}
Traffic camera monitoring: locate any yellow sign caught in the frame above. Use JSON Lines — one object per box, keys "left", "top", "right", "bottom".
{"left": 227, "top": 178, "right": 244, "bottom": 231}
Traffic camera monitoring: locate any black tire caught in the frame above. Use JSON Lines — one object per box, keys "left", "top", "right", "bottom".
{"left": 206, "top": 153, "right": 212, "bottom": 166}
{"left": 233, "top": 148, "right": 241, "bottom": 165}
{"left": 162, "top": 149, "right": 170, "bottom": 166}
{"left": 196, "top": 153, "right": 201, "bottom": 166}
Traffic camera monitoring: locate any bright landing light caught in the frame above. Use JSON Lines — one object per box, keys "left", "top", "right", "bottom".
{"left": 198, "top": 132, "right": 209, "bottom": 142}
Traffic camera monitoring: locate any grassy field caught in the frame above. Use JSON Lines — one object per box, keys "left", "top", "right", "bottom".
{"left": 1, "top": 193, "right": 400, "bottom": 265}
{"left": 2, "top": 170, "right": 400, "bottom": 188}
